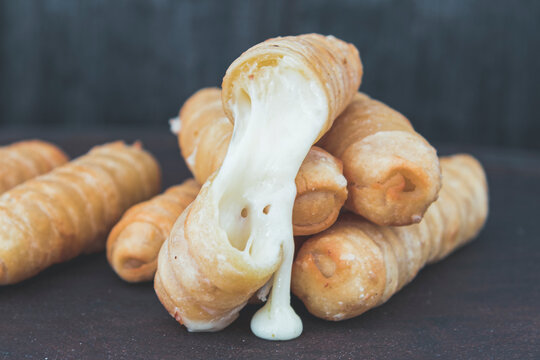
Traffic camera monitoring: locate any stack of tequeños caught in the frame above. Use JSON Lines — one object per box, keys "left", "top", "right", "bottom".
{"left": 103, "top": 33, "right": 488, "bottom": 341}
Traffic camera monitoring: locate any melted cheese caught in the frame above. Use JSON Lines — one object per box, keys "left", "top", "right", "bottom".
{"left": 169, "top": 117, "right": 181, "bottom": 134}
{"left": 209, "top": 57, "right": 328, "bottom": 340}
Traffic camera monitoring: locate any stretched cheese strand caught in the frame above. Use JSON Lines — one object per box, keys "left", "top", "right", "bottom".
{"left": 318, "top": 92, "right": 441, "bottom": 226}
{"left": 292, "top": 154, "right": 488, "bottom": 320}
{"left": 107, "top": 179, "right": 199, "bottom": 282}
{"left": 171, "top": 87, "right": 347, "bottom": 236}
{"left": 155, "top": 33, "right": 362, "bottom": 340}
{"left": 0, "top": 140, "right": 68, "bottom": 194}
{"left": 0, "top": 142, "right": 161, "bottom": 285}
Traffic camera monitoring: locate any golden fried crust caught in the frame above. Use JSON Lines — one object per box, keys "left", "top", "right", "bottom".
{"left": 292, "top": 154, "right": 488, "bottom": 321}
{"left": 178, "top": 87, "right": 232, "bottom": 185}
{"left": 293, "top": 146, "right": 347, "bottom": 235}
{"left": 107, "top": 179, "right": 200, "bottom": 283}
{"left": 222, "top": 33, "right": 363, "bottom": 141}
{"left": 0, "top": 142, "right": 161, "bottom": 285}
{"left": 318, "top": 92, "right": 442, "bottom": 226}
{"left": 0, "top": 140, "right": 69, "bottom": 194}
{"left": 177, "top": 88, "right": 347, "bottom": 235}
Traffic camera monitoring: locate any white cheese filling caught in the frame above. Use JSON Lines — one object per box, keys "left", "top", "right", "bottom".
{"left": 169, "top": 117, "right": 181, "bottom": 134}
{"left": 210, "top": 57, "right": 328, "bottom": 340}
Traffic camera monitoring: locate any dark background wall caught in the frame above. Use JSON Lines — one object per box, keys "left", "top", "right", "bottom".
{"left": 0, "top": 0, "right": 538, "bottom": 150}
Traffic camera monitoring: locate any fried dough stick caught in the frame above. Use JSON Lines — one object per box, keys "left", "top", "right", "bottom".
{"left": 0, "top": 140, "right": 68, "bottom": 194}
{"left": 107, "top": 179, "right": 199, "bottom": 282}
{"left": 155, "top": 34, "right": 362, "bottom": 340}
{"left": 318, "top": 92, "right": 441, "bottom": 226}
{"left": 0, "top": 142, "right": 161, "bottom": 285}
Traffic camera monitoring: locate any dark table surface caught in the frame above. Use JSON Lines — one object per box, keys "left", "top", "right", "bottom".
{"left": 0, "top": 129, "right": 539, "bottom": 360}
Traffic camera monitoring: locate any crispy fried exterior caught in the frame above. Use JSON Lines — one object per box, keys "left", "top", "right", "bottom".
{"left": 107, "top": 179, "right": 200, "bottom": 283}
{"left": 318, "top": 92, "right": 442, "bottom": 226}
{"left": 0, "top": 142, "right": 161, "bottom": 285}
{"left": 0, "top": 140, "right": 69, "bottom": 194}
{"left": 293, "top": 147, "right": 348, "bottom": 235}
{"left": 176, "top": 87, "right": 347, "bottom": 236}
{"left": 176, "top": 88, "right": 232, "bottom": 185}
{"left": 292, "top": 154, "right": 488, "bottom": 321}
